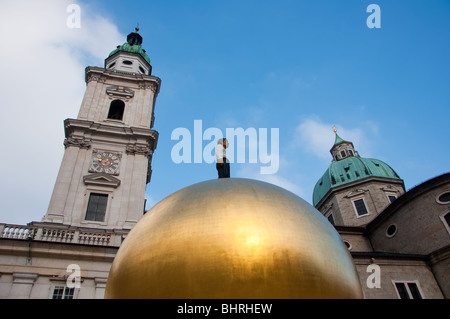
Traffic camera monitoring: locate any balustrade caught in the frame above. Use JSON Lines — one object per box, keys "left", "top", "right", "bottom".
{"left": 0, "top": 223, "right": 121, "bottom": 247}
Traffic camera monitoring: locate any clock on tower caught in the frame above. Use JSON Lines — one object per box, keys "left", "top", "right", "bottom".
{"left": 90, "top": 151, "right": 121, "bottom": 175}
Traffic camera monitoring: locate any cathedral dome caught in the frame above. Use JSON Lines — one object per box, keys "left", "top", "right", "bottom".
{"left": 105, "top": 178, "right": 363, "bottom": 299}
{"left": 108, "top": 31, "right": 151, "bottom": 64}
{"left": 313, "top": 141, "right": 401, "bottom": 207}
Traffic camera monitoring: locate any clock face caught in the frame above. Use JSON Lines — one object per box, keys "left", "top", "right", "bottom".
{"left": 92, "top": 152, "right": 120, "bottom": 174}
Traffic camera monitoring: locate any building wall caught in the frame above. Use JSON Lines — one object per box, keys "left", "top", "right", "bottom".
{"left": 43, "top": 66, "right": 160, "bottom": 230}
{"left": 0, "top": 238, "right": 117, "bottom": 299}
{"left": 318, "top": 178, "right": 405, "bottom": 227}
{"left": 336, "top": 227, "right": 373, "bottom": 252}
{"left": 78, "top": 67, "right": 159, "bottom": 129}
{"left": 353, "top": 255, "right": 444, "bottom": 299}
{"left": 369, "top": 177, "right": 450, "bottom": 255}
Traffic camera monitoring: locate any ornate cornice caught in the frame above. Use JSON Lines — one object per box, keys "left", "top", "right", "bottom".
{"left": 344, "top": 188, "right": 369, "bottom": 199}
{"left": 126, "top": 143, "right": 154, "bottom": 157}
{"left": 138, "top": 81, "right": 158, "bottom": 93}
{"left": 64, "top": 118, "right": 158, "bottom": 139}
{"left": 83, "top": 173, "right": 121, "bottom": 188}
{"left": 64, "top": 137, "right": 91, "bottom": 149}
{"left": 85, "top": 67, "right": 161, "bottom": 96}
{"left": 86, "top": 73, "right": 106, "bottom": 84}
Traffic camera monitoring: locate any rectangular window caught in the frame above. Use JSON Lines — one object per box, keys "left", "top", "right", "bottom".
{"left": 340, "top": 150, "right": 346, "bottom": 158}
{"left": 85, "top": 193, "right": 108, "bottom": 222}
{"left": 394, "top": 282, "right": 423, "bottom": 299}
{"left": 388, "top": 195, "right": 397, "bottom": 203}
{"left": 348, "top": 149, "right": 354, "bottom": 156}
{"left": 327, "top": 213, "right": 335, "bottom": 226}
{"left": 407, "top": 283, "right": 422, "bottom": 299}
{"left": 52, "top": 286, "right": 75, "bottom": 299}
{"left": 353, "top": 198, "right": 369, "bottom": 217}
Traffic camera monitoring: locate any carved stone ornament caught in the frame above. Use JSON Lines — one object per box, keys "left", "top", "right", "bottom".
{"left": 138, "top": 81, "right": 157, "bottom": 93}
{"left": 146, "top": 160, "right": 153, "bottom": 184}
{"left": 106, "top": 85, "right": 135, "bottom": 100}
{"left": 86, "top": 74, "right": 106, "bottom": 83}
{"left": 344, "top": 188, "right": 368, "bottom": 198}
{"left": 126, "top": 144, "right": 153, "bottom": 157}
{"left": 380, "top": 185, "right": 399, "bottom": 193}
{"left": 64, "top": 137, "right": 92, "bottom": 149}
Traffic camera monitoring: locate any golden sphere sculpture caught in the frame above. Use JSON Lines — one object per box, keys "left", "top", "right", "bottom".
{"left": 105, "top": 178, "right": 363, "bottom": 299}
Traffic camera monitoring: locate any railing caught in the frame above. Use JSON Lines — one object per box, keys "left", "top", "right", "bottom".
{"left": 0, "top": 224, "right": 36, "bottom": 240}
{"left": 0, "top": 223, "right": 125, "bottom": 247}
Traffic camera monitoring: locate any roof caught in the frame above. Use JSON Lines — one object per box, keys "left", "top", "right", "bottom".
{"left": 334, "top": 133, "right": 346, "bottom": 145}
{"left": 108, "top": 43, "right": 151, "bottom": 64}
{"left": 107, "top": 32, "right": 151, "bottom": 64}
{"left": 313, "top": 156, "right": 402, "bottom": 206}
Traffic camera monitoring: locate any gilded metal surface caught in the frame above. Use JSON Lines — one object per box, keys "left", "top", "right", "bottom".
{"left": 105, "top": 178, "right": 363, "bottom": 299}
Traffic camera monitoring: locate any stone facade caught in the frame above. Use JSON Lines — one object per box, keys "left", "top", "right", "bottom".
{"left": 353, "top": 255, "right": 444, "bottom": 299}
{"left": 318, "top": 177, "right": 405, "bottom": 227}
{"left": 0, "top": 223, "right": 122, "bottom": 298}
{"left": 319, "top": 173, "right": 450, "bottom": 299}
{"left": 43, "top": 61, "right": 161, "bottom": 230}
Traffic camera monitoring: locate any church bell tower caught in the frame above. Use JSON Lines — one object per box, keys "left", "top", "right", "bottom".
{"left": 43, "top": 28, "right": 161, "bottom": 230}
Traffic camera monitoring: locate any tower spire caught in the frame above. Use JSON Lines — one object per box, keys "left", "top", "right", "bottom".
{"left": 329, "top": 128, "right": 359, "bottom": 161}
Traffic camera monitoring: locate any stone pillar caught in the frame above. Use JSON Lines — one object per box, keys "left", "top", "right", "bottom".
{"left": 8, "top": 272, "right": 38, "bottom": 299}
{"left": 94, "top": 277, "right": 108, "bottom": 299}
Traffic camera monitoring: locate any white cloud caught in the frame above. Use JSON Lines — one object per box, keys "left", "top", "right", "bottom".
{"left": 235, "top": 161, "right": 306, "bottom": 198}
{"left": 0, "top": 0, "right": 124, "bottom": 225}
{"left": 293, "top": 117, "right": 378, "bottom": 160}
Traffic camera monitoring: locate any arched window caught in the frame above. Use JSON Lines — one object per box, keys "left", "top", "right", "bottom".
{"left": 441, "top": 212, "right": 450, "bottom": 235}
{"left": 107, "top": 100, "right": 125, "bottom": 120}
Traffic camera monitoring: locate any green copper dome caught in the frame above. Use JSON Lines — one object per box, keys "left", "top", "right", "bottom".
{"left": 108, "top": 31, "right": 151, "bottom": 64}
{"left": 108, "top": 43, "right": 151, "bottom": 64}
{"left": 313, "top": 156, "right": 401, "bottom": 207}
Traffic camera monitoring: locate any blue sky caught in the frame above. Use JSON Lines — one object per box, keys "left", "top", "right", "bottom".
{"left": 0, "top": 0, "right": 449, "bottom": 225}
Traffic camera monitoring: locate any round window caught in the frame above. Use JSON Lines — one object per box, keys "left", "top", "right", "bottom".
{"left": 386, "top": 224, "right": 397, "bottom": 237}
{"left": 437, "top": 192, "right": 450, "bottom": 204}
{"left": 343, "top": 240, "right": 351, "bottom": 250}
{"left": 122, "top": 60, "right": 133, "bottom": 65}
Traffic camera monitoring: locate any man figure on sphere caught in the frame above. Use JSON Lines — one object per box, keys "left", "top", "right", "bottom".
{"left": 215, "top": 138, "right": 230, "bottom": 178}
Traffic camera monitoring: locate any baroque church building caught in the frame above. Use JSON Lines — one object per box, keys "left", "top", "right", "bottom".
{"left": 313, "top": 131, "right": 449, "bottom": 299}
{"left": 0, "top": 30, "right": 449, "bottom": 299}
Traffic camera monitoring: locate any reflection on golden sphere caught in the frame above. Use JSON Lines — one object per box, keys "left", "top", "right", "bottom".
{"left": 105, "top": 178, "right": 363, "bottom": 299}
